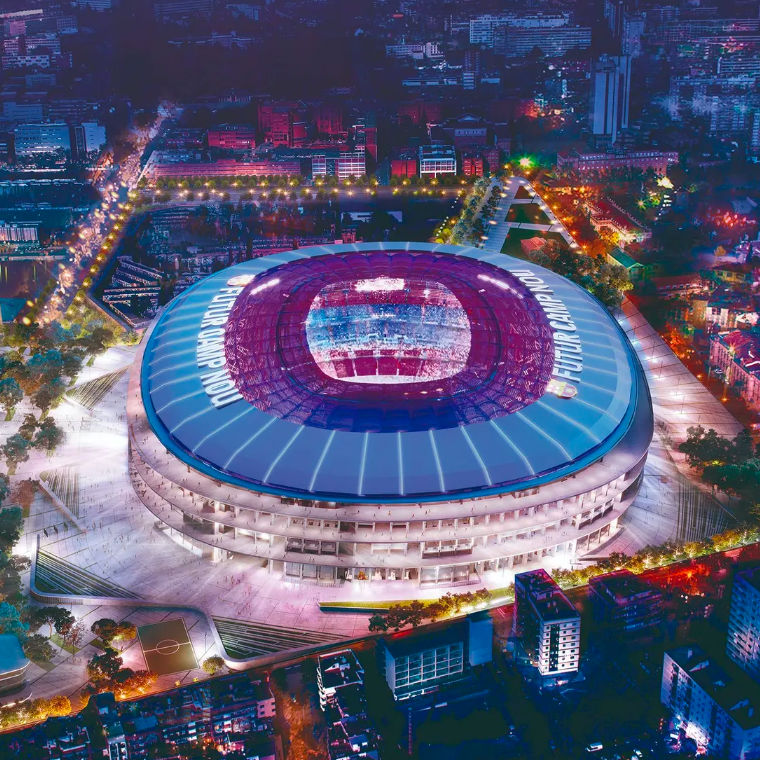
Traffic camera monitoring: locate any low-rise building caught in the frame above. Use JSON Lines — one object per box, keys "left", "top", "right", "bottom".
{"left": 207, "top": 124, "right": 256, "bottom": 151}
{"left": 390, "top": 150, "right": 417, "bottom": 178}
{"left": 419, "top": 144, "right": 456, "bottom": 176}
{"left": 317, "top": 650, "right": 380, "bottom": 760}
{"left": 709, "top": 330, "right": 760, "bottom": 410}
{"left": 378, "top": 613, "right": 493, "bottom": 701}
{"left": 513, "top": 569, "right": 581, "bottom": 677}
{"left": 557, "top": 149, "right": 678, "bottom": 175}
{"left": 589, "top": 569, "right": 664, "bottom": 633}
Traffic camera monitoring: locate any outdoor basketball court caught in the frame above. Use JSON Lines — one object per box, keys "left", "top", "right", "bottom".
{"left": 137, "top": 618, "right": 198, "bottom": 675}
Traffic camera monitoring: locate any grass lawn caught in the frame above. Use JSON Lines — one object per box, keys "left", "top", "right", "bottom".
{"left": 319, "top": 585, "right": 515, "bottom": 613}
{"left": 506, "top": 203, "right": 551, "bottom": 225}
{"left": 51, "top": 633, "right": 82, "bottom": 655}
{"left": 500, "top": 227, "right": 545, "bottom": 256}
{"left": 31, "top": 659, "right": 56, "bottom": 672}
{"left": 514, "top": 184, "right": 533, "bottom": 200}
{"left": 500, "top": 227, "right": 570, "bottom": 257}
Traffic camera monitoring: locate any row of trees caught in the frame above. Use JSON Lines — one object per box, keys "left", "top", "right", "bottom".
{"left": 678, "top": 426, "right": 760, "bottom": 507}
{"left": 0, "top": 697, "right": 72, "bottom": 732}
{"left": 365, "top": 523, "right": 760, "bottom": 632}
{"left": 368, "top": 588, "right": 493, "bottom": 632}
{"left": 441, "top": 177, "right": 493, "bottom": 245}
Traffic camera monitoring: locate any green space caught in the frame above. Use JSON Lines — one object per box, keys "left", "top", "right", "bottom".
{"left": 514, "top": 185, "right": 533, "bottom": 200}
{"left": 500, "top": 227, "right": 569, "bottom": 257}
{"left": 320, "top": 584, "right": 514, "bottom": 614}
{"left": 506, "top": 203, "right": 551, "bottom": 225}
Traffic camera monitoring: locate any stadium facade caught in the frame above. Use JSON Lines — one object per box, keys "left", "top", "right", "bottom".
{"left": 127, "top": 243, "right": 653, "bottom": 586}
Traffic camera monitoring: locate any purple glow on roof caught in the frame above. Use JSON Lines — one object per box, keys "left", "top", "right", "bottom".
{"left": 224, "top": 250, "right": 555, "bottom": 433}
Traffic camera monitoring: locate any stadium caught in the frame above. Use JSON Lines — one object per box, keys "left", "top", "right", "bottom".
{"left": 127, "top": 242, "right": 653, "bottom": 586}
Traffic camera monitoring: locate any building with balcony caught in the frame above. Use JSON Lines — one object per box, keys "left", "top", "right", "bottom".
{"left": 513, "top": 569, "right": 581, "bottom": 677}
{"left": 662, "top": 645, "right": 760, "bottom": 759}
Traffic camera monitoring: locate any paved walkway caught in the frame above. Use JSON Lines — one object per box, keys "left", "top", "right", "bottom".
{"left": 479, "top": 176, "right": 578, "bottom": 253}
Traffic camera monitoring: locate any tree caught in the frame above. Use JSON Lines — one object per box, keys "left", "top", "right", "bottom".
{"left": 18, "top": 413, "right": 38, "bottom": 441}
{"left": 25, "top": 606, "right": 74, "bottom": 638}
{"left": 202, "top": 655, "right": 225, "bottom": 675}
{"left": 12, "top": 479, "right": 36, "bottom": 513}
{"left": 44, "top": 695, "right": 71, "bottom": 717}
{"left": 1, "top": 434, "right": 30, "bottom": 474}
{"left": 23, "top": 634, "right": 54, "bottom": 663}
{"left": 112, "top": 669, "right": 157, "bottom": 698}
{"left": 0, "top": 473, "right": 9, "bottom": 506}
{"left": 113, "top": 621, "right": 137, "bottom": 648}
{"left": 32, "top": 379, "right": 66, "bottom": 415}
{"left": 33, "top": 417, "right": 64, "bottom": 454}
{"left": 90, "top": 618, "right": 119, "bottom": 644}
{"left": 0, "top": 602, "right": 28, "bottom": 639}
{"left": 87, "top": 647, "right": 122, "bottom": 681}
{"left": 61, "top": 351, "right": 84, "bottom": 380}
{"left": 62, "top": 620, "right": 86, "bottom": 654}
{"left": 0, "top": 377, "right": 23, "bottom": 420}
{"left": 0, "top": 507, "right": 23, "bottom": 553}
{"left": 368, "top": 613, "right": 388, "bottom": 632}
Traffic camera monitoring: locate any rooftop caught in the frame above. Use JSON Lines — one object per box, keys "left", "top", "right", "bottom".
{"left": 0, "top": 633, "right": 28, "bottom": 673}
{"left": 589, "top": 569, "right": 661, "bottom": 604}
{"left": 516, "top": 568, "right": 579, "bottom": 622}
{"left": 713, "top": 330, "right": 760, "bottom": 376}
{"left": 141, "top": 243, "right": 643, "bottom": 503}
{"left": 382, "top": 619, "right": 467, "bottom": 658}
{"left": 667, "top": 644, "right": 760, "bottom": 731}
{"left": 319, "top": 650, "right": 364, "bottom": 692}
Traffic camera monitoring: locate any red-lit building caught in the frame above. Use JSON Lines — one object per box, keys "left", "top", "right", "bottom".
{"left": 390, "top": 150, "right": 417, "bottom": 178}
{"left": 145, "top": 157, "right": 302, "bottom": 178}
{"left": 461, "top": 153, "right": 484, "bottom": 177}
{"left": 398, "top": 100, "right": 443, "bottom": 126}
{"left": 207, "top": 125, "right": 256, "bottom": 151}
{"left": 315, "top": 104, "right": 344, "bottom": 136}
{"left": 258, "top": 101, "right": 308, "bottom": 147}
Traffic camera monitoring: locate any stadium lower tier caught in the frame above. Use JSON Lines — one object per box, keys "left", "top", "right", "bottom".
{"left": 127, "top": 354, "right": 651, "bottom": 586}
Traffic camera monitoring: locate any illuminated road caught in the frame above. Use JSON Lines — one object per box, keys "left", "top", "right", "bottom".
{"left": 34, "top": 112, "right": 169, "bottom": 324}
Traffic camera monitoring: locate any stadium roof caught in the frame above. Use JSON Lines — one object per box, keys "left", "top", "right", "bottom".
{"left": 141, "top": 242, "right": 646, "bottom": 503}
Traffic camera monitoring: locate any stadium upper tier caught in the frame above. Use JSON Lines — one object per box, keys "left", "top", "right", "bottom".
{"left": 134, "top": 243, "right": 647, "bottom": 504}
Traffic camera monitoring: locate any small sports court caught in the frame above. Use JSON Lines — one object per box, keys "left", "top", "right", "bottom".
{"left": 137, "top": 618, "right": 198, "bottom": 675}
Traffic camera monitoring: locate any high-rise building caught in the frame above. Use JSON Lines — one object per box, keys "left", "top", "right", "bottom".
{"left": 513, "top": 569, "right": 581, "bottom": 677}
{"left": 493, "top": 25, "right": 591, "bottom": 58}
{"left": 727, "top": 567, "right": 760, "bottom": 677}
{"left": 662, "top": 645, "right": 760, "bottom": 759}
{"left": 590, "top": 55, "right": 631, "bottom": 145}
{"left": 378, "top": 612, "right": 493, "bottom": 701}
